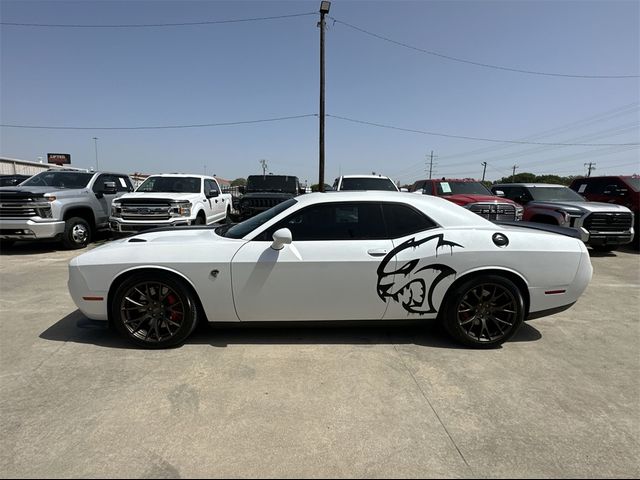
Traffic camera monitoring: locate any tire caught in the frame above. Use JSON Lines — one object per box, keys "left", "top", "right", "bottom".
{"left": 441, "top": 274, "right": 525, "bottom": 348}
{"left": 194, "top": 213, "right": 205, "bottom": 225}
{"left": 224, "top": 207, "right": 233, "bottom": 224}
{"left": 62, "top": 217, "right": 92, "bottom": 249}
{"left": 111, "top": 271, "right": 199, "bottom": 348}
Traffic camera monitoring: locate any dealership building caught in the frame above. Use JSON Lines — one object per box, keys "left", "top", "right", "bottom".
{"left": 0, "top": 156, "right": 83, "bottom": 176}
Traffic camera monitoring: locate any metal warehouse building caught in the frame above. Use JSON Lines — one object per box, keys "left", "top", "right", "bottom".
{"left": 0, "top": 156, "right": 83, "bottom": 176}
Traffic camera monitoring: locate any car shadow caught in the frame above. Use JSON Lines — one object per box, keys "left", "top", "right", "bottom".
{"left": 0, "top": 232, "right": 113, "bottom": 255}
{"left": 40, "top": 310, "right": 542, "bottom": 350}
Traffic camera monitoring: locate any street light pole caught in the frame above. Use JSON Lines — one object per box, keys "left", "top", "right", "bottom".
{"left": 318, "top": 1, "right": 331, "bottom": 193}
{"left": 92, "top": 137, "right": 99, "bottom": 171}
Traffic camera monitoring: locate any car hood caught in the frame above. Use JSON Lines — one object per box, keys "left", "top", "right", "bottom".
{"left": 0, "top": 186, "right": 88, "bottom": 198}
{"left": 71, "top": 227, "right": 246, "bottom": 267}
{"left": 528, "top": 201, "right": 632, "bottom": 213}
{"left": 118, "top": 192, "right": 200, "bottom": 202}
{"left": 444, "top": 194, "right": 517, "bottom": 205}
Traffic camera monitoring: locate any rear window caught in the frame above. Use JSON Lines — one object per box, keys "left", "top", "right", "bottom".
{"left": 340, "top": 177, "right": 398, "bottom": 191}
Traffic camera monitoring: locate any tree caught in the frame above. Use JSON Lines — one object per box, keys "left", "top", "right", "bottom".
{"left": 231, "top": 178, "right": 246, "bottom": 187}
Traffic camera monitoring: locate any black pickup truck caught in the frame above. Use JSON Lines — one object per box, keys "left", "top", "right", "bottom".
{"left": 237, "top": 175, "right": 304, "bottom": 220}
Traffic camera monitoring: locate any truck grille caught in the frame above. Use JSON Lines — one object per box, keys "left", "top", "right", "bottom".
{"left": 120, "top": 202, "right": 171, "bottom": 221}
{"left": 0, "top": 201, "right": 51, "bottom": 219}
{"left": 584, "top": 212, "right": 633, "bottom": 233}
{"left": 467, "top": 203, "right": 517, "bottom": 221}
{"left": 245, "top": 198, "right": 283, "bottom": 209}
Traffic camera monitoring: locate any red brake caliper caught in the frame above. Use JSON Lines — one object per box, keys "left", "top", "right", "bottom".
{"left": 166, "top": 294, "right": 182, "bottom": 322}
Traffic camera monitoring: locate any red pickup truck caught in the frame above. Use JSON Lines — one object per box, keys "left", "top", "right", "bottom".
{"left": 410, "top": 178, "right": 523, "bottom": 222}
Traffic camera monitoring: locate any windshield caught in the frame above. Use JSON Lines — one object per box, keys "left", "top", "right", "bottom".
{"left": 529, "top": 186, "right": 585, "bottom": 202}
{"left": 625, "top": 177, "right": 640, "bottom": 192}
{"left": 340, "top": 178, "right": 398, "bottom": 191}
{"left": 21, "top": 171, "right": 93, "bottom": 189}
{"left": 436, "top": 181, "right": 491, "bottom": 196}
{"left": 246, "top": 175, "right": 298, "bottom": 193}
{"left": 137, "top": 176, "right": 201, "bottom": 193}
{"left": 216, "top": 198, "right": 297, "bottom": 239}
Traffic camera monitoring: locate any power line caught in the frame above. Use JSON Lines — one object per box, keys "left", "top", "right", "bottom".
{"left": 0, "top": 114, "right": 318, "bottom": 130}
{"left": 326, "top": 114, "right": 640, "bottom": 146}
{"left": 330, "top": 17, "right": 639, "bottom": 79}
{"left": 0, "top": 12, "right": 318, "bottom": 28}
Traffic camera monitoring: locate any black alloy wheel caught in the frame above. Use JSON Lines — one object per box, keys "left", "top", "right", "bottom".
{"left": 442, "top": 275, "right": 524, "bottom": 348}
{"left": 112, "top": 272, "right": 198, "bottom": 348}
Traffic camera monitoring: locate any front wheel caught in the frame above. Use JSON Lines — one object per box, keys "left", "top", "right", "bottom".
{"left": 441, "top": 275, "right": 525, "bottom": 348}
{"left": 111, "top": 272, "right": 199, "bottom": 348}
{"left": 62, "top": 217, "right": 92, "bottom": 249}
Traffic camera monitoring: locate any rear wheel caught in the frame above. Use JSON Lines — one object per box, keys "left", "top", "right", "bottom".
{"left": 442, "top": 275, "right": 524, "bottom": 348}
{"left": 111, "top": 272, "right": 198, "bottom": 348}
{"left": 62, "top": 217, "right": 91, "bottom": 249}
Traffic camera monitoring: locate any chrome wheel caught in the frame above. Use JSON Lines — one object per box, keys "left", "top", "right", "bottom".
{"left": 71, "top": 224, "right": 88, "bottom": 244}
{"left": 456, "top": 283, "right": 518, "bottom": 343}
{"left": 119, "top": 281, "right": 186, "bottom": 343}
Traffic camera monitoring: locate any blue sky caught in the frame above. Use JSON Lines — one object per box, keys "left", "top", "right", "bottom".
{"left": 1, "top": 0, "right": 638, "bottom": 185}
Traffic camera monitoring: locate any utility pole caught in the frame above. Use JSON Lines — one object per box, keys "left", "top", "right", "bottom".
{"left": 428, "top": 151, "right": 435, "bottom": 179}
{"left": 481, "top": 162, "right": 487, "bottom": 181}
{"left": 318, "top": 1, "right": 331, "bottom": 192}
{"left": 511, "top": 164, "right": 519, "bottom": 182}
{"left": 584, "top": 162, "right": 596, "bottom": 177}
{"left": 259, "top": 159, "right": 268, "bottom": 176}
{"left": 92, "top": 137, "right": 99, "bottom": 171}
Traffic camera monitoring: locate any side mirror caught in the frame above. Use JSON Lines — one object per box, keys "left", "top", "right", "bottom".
{"left": 271, "top": 228, "right": 292, "bottom": 250}
{"left": 493, "top": 190, "right": 505, "bottom": 197}
{"left": 298, "top": 188, "right": 306, "bottom": 195}
{"left": 103, "top": 181, "right": 117, "bottom": 194}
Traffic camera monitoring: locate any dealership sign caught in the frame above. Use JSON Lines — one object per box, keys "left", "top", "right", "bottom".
{"left": 47, "top": 153, "right": 71, "bottom": 165}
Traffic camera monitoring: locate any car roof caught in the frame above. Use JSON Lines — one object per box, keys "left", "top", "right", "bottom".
{"left": 340, "top": 174, "right": 393, "bottom": 179}
{"left": 292, "top": 191, "right": 493, "bottom": 228}
{"left": 146, "top": 173, "right": 212, "bottom": 179}
{"left": 492, "top": 183, "right": 566, "bottom": 188}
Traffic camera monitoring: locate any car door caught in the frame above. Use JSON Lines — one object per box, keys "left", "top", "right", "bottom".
{"left": 231, "top": 201, "right": 394, "bottom": 321}
{"left": 91, "top": 174, "right": 120, "bottom": 226}
{"left": 204, "top": 179, "right": 225, "bottom": 223}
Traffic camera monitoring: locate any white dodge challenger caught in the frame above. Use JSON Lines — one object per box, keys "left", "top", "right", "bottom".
{"left": 68, "top": 192, "right": 593, "bottom": 348}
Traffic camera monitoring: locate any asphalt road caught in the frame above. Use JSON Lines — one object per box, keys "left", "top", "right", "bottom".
{"left": 1, "top": 240, "right": 638, "bottom": 478}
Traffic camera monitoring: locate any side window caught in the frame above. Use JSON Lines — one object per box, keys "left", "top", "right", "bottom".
{"left": 583, "top": 178, "right": 606, "bottom": 195}
{"left": 382, "top": 204, "right": 437, "bottom": 238}
{"left": 205, "top": 179, "right": 219, "bottom": 194}
{"left": 116, "top": 176, "right": 132, "bottom": 192}
{"left": 332, "top": 179, "right": 339, "bottom": 190}
{"left": 92, "top": 174, "right": 116, "bottom": 192}
{"left": 261, "top": 202, "right": 386, "bottom": 241}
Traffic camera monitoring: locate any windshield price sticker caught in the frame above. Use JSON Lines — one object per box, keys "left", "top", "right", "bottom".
{"left": 578, "top": 184, "right": 587, "bottom": 193}
{"left": 119, "top": 178, "right": 127, "bottom": 188}
{"left": 440, "top": 182, "right": 452, "bottom": 193}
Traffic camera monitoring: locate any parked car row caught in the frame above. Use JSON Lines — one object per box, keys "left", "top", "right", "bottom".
{"left": 0, "top": 169, "right": 637, "bottom": 251}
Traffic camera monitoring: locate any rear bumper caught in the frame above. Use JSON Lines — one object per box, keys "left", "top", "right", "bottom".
{"left": 0, "top": 219, "right": 65, "bottom": 240}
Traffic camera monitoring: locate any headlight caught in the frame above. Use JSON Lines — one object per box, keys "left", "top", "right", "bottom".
{"left": 515, "top": 206, "right": 524, "bottom": 221}
{"left": 111, "top": 201, "right": 122, "bottom": 217}
{"left": 170, "top": 201, "right": 192, "bottom": 217}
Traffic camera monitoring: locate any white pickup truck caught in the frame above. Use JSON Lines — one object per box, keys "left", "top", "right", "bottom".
{"left": 109, "top": 174, "right": 231, "bottom": 234}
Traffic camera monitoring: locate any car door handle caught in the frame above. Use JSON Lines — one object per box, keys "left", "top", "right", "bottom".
{"left": 367, "top": 249, "right": 388, "bottom": 257}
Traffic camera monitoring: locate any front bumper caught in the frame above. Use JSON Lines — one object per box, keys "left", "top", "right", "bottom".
{"left": 109, "top": 217, "right": 191, "bottom": 233}
{"left": 587, "top": 229, "right": 634, "bottom": 247}
{"left": 0, "top": 219, "right": 65, "bottom": 240}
